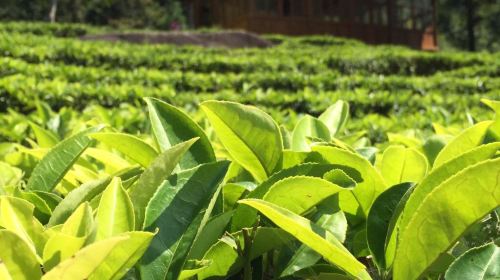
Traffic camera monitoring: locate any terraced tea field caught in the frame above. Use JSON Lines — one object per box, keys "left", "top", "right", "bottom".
{"left": 0, "top": 22, "right": 498, "bottom": 280}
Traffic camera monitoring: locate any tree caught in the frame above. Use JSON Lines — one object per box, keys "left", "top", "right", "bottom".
{"left": 438, "top": 0, "right": 500, "bottom": 51}
{"left": 49, "top": 0, "right": 58, "bottom": 23}
{"left": 465, "top": 0, "right": 476, "bottom": 51}
{"left": 1, "top": 0, "right": 186, "bottom": 30}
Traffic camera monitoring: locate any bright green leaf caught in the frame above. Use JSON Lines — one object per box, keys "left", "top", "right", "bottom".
{"left": 292, "top": 115, "right": 331, "bottom": 152}
{"left": 231, "top": 163, "right": 336, "bottom": 231}
{"left": 263, "top": 176, "right": 349, "bottom": 215}
{"left": 13, "top": 188, "right": 53, "bottom": 224}
{"left": 281, "top": 150, "right": 312, "bottom": 168}
{"left": 482, "top": 99, "right": 500, "bottom": 140}
{"left": 312, "top": 146, "right": 387, "bottom": 218}
{"left": 0, "top": 229, "right": 41, "bottom": 280}
{"left": 96, "top": 177, "right": 135, "bottom": 240}
{"left": 188, "top": 211, "right": 233, "bottom": 260}
{"left": 293, "top": 264, "right": 350, "bottom": 280}
{"left": 280, "top": 195, "right": 348, "bottom": 277}
{"left": 91, "top": 231, "right": 155, "bottom": 280}
{"left": 393, "top": 158, "right": 500, "bottom": 280}
{"left": 201, "top": 101, "right": 283, "bottom": 182}
{"left": 323, "top": 169, "right": 357, "bottom": 189}
{"left": 179, "top": 260, "right": 212, "bottom": 280}
{"left": 48, "top": 166, "right": 140, "bottom": 227}
{"left": 280, "top": 125, "right": 292, "bottom": 149}
{"left": 433, "top": 121, "right": 492, "bottom": 168}
{"left": 43, "top": 232, "right": 87, "bottom": 271}
{"left": 239, "top": 199, "right": 369, "bottom": 279}
{"left": 398, "top": 142, "right": 500, "bottom": 240}
{"left": 60, "top": 202, "right": 94, "bottom": 238}
{"left": 29, "top": 122, "right": 59, "bottom": 148}
{"left": 48, "top": 177, "right": 111, "bottom": 226}
{"left": 32, "top": 191, "right": 61, "bottom": 212}
{"left": 42, "top": 232, "right": 153, "bottom": 280}
{"left": 379, "top": 145, "right": 428, "bottom": 186}
{"left": 222, "top": 183, "right": 248, "bottom": 212}
{"left": 319, "top": 100, "right": 349, "bottom": 136}
{"left": 0, "top": 261, "right": 13, "bottom": 280}
{"left": 0, "top": 196, "right": 46, "bottom": 258}
{"left": 0, "top": 162, "right": 22, "bottom": 190}
{"left": 90, "top": 132, "right": 158, "bottom": 168}
{"left": 84, "top": 148, "right": 130, "bottom": 173}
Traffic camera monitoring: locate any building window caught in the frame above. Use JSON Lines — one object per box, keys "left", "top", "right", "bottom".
{"left": 283, "top": 0, "right": 305, "bottom": 17}
{"left": 200, "top": 4, "right": 211, "bottom": 26}
{"left": 255, "top": 0, "right": 278, "bottom": 14}
{"left": 355, "top": 1, "right": 371, "bottom": 24}
{"left": 314, "top": 0, "right": 341, "bottom": 22}
{"left": 392, "top": 0, "right": 433, "bottom": 30}
{"left": 373, "top": 0, "right": 388, "bottom": 26}
{"left": 395, "top": 0, "right": 413, "bottom": 29}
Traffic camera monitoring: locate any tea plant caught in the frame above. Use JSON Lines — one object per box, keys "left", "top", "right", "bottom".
{"left": 0, "top": 97, "right": 498, "bottom": 279}
{"left": 1, "top": 21, "right": 499, "bottom": 137}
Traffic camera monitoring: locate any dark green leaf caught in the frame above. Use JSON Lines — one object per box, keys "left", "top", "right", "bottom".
{"left": 445, "top": 243, "right": 499, "bottom": 280}
{"left": 366, "top": 182, "right": 412, "bottom": 271}
{"left": 139, "top": 161, "right": 229, "bottom": 280}
{"left": 146, "top": 97, "right": 215, "bottom": 169}
{"left": 128, "top": 138, "right": 198, "bottom": 230}
{"left": 27, "top": 126, "right": 103, "bottom": 192}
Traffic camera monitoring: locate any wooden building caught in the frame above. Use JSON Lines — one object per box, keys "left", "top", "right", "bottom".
{"left": 184, "top": 0, "right": 438, "bottom": 50}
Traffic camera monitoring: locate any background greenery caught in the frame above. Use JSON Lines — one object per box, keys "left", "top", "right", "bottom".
{"left": 0, "top": 0, "right": 185, "bottom": 30}
{"left": 1, "top": 0, "right": 500, "bottom": 51}
{"left": 0, "top": 21, "right": 498, "bottom": 145}
{"left": 437, "top": 0, "right": 500, "bottom": 51}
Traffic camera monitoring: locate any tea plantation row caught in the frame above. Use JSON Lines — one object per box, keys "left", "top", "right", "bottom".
{"left": 0, "top": 22, "right": 498, "bottom": 140}
{"left": 0, "top": 22, "right": 499, "bottom": 280}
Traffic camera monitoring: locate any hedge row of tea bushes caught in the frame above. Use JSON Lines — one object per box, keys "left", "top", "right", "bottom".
{"left": 2, "top": 31, "right": 497, "bottom": 75}
{"left": 0, "top": 21, "right": 498, "bottom": 140}
{"left": 0, "top": 97, "right": 498, "bottom": 279}
{"left": 2, "top": 57, "right": 498, "bottom": 94}
{"left": 0, "top": 21, "right": 96, "bottom": 37}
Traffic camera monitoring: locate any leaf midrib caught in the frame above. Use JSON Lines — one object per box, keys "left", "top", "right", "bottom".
{"left": 208, "top": 107, "right": 271, "bottom": 179}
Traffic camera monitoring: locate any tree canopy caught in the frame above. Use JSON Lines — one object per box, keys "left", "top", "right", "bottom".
{"left": 438, "top": 0, "right": 500, "bottom": 51}
{"left": 0, "top": 0, "right": 185, "bottom": 30}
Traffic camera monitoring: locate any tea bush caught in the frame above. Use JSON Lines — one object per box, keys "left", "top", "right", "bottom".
{"left": 0, "top": 97, "right": 498, "bottom": 279}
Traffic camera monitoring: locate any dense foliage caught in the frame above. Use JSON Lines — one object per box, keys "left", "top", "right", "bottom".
{"left": 0, "top": 0, "right": 185, "bottom": 29}
{"left": 0, "top": 96, "right": 499, "bottom": 279}
{"left": 438, "top": 0, "right": 500, "bottom": 51}
{"left": 0, "top": 22, "right": 499, "bottom": 145}
{"left": 0, "top": 22, "right": 499, "bottom": 279}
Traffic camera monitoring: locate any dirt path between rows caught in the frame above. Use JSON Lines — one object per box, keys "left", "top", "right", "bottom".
{"left": 81, "top": 30, "right": 273, "bottom": 48}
